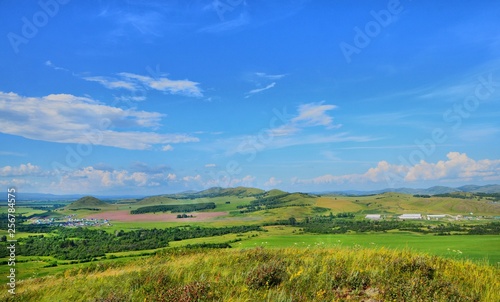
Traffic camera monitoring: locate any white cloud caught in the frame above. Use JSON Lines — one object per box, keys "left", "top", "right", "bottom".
{"left": 264, "top": 102, "right": 340, "bottom": 140}
{"left": 162, "top": 144, "right": 174, "bottom": 151}
{"left": 255, "top": 72, "right": 286, "bottom": 80}
{"left": 295, "top": 152, "right": 500, "bottom": 186}
{"left": 182, "top": 174, "right": 202, "bottom": 182}
{"left": 245, "top": 72, "right": 287, "bottom": 97}
{"left": 0, "top": 178, "right": 32, "bottom": 187}
{"left": 45, "top": 60, "right": 69, "bottom": 72}
{"left": 83, "top": 76, "right": 138, "bottom": 90}
{"left": 119, "top": 72, "right": 203, "bottom": 97}
{"left": 50, "top": 165, "right": 179, "bottom": 193}
{"left": 205, "top": 163, "right": 216, "bottom": 168}
{"left": 247, "top": 82, "right": 276, "bottom": 95}
{"left": 292, "top": 102, "right": 339, "bottom": 128}
{"left": 0, "top": 91, "right": 198, "bottom": 150}
{"left": 264, "top": 177, "right": 282, "bottom": 187}
{"left": 82, "top": 72, "right": 203, "bottom": 97}
{"left": 0, "top": 163, "right": 43, "bottom": 177}
{"left": 405, "top": 152, "right": 500, "bottom": 181}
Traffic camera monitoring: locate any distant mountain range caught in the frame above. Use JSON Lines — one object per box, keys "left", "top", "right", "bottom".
{"left": 4, "top": 184, "right": 499, "bottom": 201}
{"left": 318, "top": 184, "right": 500, "bottom": 195}
{"left": 2, "top": 192, "right": 145, "bottom": 201}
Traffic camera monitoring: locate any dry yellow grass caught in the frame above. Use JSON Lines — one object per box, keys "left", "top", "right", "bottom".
{"left": 2, "top": 247, "right": 498, "bottom": 302}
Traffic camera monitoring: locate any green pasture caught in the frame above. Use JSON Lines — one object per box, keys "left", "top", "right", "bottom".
{"left": 0, "top": 206, "right": 46, "bottom": 217}
{"left": 0, "top": 254, "right": 145, "bottom": 280}
{"left": 236, "top": 226, "right": 500, "bottom": 265}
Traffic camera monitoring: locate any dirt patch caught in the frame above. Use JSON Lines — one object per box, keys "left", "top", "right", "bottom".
{"left": 85, "top": 210, "right": 227, "bottom": 222}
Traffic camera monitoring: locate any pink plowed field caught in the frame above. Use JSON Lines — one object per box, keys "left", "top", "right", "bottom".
{"left": 86, "top": 210, "right": 227, "bottom": 222}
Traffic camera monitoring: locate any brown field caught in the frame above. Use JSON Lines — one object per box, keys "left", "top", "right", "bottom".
{"left": 86, "top": 210, "right": 228, "bottom": 222}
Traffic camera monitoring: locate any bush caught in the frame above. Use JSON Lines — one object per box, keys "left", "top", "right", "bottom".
{"left": 157, "top": 281, "right": 216, "bottom": 302}
{"left": 246, "top": 259, "right": 287, "bottom": 289}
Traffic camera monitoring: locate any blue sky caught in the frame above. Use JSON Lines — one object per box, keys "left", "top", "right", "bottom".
{"left": 1, "top": 0, "right": 499, "bottom": 195}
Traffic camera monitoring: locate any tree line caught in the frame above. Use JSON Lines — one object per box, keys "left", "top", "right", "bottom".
{"left": 0, "top": 225, "right": 261, "bottom": 260}
{"left": 131, "top": 202, "right": 216, "bottom": 214}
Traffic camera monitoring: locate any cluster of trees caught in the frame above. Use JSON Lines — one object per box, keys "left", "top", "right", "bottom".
{"left": 176, "top": 214, "right": 194, "bottom": 219}
{"left": 475, "top": 193, "right": 500, "bottom": 201}
{"left": 0, "top": 225, "right": 261, "bottom": 260}
{"left": 131, "top": 202, "right": 216, "bottom": 214}
{"left": 413, "top": 194, "right": 431, "bottom": 198}
{"left": 300, "top": 220, "right": 404, "bottom": 234}
{"left": 270, "top": 215, "right": 500, "bottom": 236}
{"left": 433, "top": 192, "right": 500, "bottom": 201}
{"left": 236, "top": 203, "right": 307, "bottom": 214}
{"left": 0, "top": 213, "right": 27, "bottom": 230}
{"left": 467, "top": 222, "right": 500, "bottom": 235}
{"left": 235, "top": 193, "right": 313, "bottom": 214}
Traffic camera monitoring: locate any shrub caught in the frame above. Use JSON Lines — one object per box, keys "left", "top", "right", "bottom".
{"left": 246, "top": 259, "right": 287, "bottom": 289}
{"left": 156, "top": 281, "right": 216, "bottom": 302}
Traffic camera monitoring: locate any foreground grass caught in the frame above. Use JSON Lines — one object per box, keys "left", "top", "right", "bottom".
{"left": 2, "top": 247, "right": 498, "bottom": 301}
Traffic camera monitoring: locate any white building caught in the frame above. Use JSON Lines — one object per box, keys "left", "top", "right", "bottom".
{"left": 427, "top": 214, "right": 446, "bottom": 220}
{"left": 365, "top": 214, "right": 382, "bottom": 220}
{"left": 399, "top": 214, "right": 422, "bottom": 220}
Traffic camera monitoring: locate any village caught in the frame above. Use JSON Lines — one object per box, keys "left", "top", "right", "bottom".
{"left": 29, "top": 214, "right": 111, "bottom": 227}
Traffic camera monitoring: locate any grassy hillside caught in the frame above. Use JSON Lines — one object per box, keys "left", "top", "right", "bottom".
{"left": 64, "top": 196, "right": 110, "bottom": 210}
{"left": 135, "top": 195, "right": 181, "bottom": 205}
{"left": 165, "top": 186, "right": 265, "bottom": 199}
{"left": 3, "top": 247, "right": 498, "bottom": 302}
{"left": 318, "top": 192, "right": 500, "bottom": 216}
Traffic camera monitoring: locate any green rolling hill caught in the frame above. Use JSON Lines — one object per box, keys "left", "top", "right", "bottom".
{"left": 65, "top": 196, "right": 110, "bottom": 210}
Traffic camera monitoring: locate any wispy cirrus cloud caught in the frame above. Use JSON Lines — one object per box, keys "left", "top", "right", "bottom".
{"left": 248, "top": 82, "right": 276, "bottom": 95}
{"left": 245, "top": 72, "right": 287, "bottom": 98}
{"left": 254, "top": 72, "right": 286, "bottom": 80}
{"left": 119, "top": 72, "right": 203, "bottom": 97}
{"left": 45, "top": 60, "right": 69, "bottom": 72}
{"left": 82, "top": 76, "right": 137, "bottom": 91}
{"left": 215, "top": 102, "right": 373, "bottom": 155}
{"left": 0, "top": 91, "right": 198, "bottom": 150}
{"left": 82, "top": 76, "right": 138, "bottom": 91}
{"left": 268, "top": 102, "right": 341, "bottom": 137}
{"left": 45, "top": 60, "right": 203, "bottom": 98}
{"left": 81, "top": 72, "right": 203, "bottom": 97}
